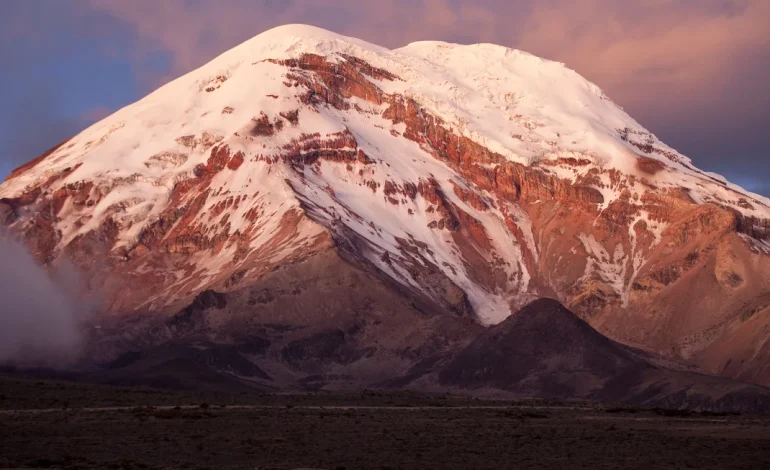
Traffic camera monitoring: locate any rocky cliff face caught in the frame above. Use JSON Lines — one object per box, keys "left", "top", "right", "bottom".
{"left": 2, "top": 25, "right": 770, "bottom": 387}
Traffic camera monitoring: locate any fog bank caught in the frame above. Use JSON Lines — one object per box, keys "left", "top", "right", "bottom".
{"left": 0, "top": 236, "right": 91, "bottom": 367}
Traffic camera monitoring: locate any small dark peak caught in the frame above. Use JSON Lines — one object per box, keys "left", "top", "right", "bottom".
{"left": 497, "top": 297, "right": 617, "bottom": 354}
{"left": 502, "top": 297, "right": 587, "bottom": 331}
{"left": 438, "top": 297, "right": 639, "bottom": 394}
{"left": 516, "top": 297, "right": 570, "bottom": 315}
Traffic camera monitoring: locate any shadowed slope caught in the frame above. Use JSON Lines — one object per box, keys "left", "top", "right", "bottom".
{"left": 437, "top": 299, "right": 770, "bottom": 412}
{"left": 438, "top": 298, "right": 644, "bottom": 395}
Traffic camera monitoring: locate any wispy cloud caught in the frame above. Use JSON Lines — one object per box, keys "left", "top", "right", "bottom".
{"left": 86, "top": 0, "right": 770, "bottom": 120}
{"left": 0, "top": 235, "right": 95, "bottom": 367}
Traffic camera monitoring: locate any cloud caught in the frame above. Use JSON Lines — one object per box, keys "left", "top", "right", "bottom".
{"left": 85, "top": 0, "right": 770, "bottom": 112}
{"left": 512, "top": 0, "right": 770, "bottom": 168}
{"left": 0, "top": 235, "right": 94, "bottom": 367}
{"left": 85, "top": 0, "right": 522, "bottom": 76}
{"left": 87, "top": 0, "right": 313, "bottom": 82}
{"left": 4, "top": 0, "right": 768, "bottom": 190}
{"left": 516, "top": 1, "right": 769, "bottom": 104}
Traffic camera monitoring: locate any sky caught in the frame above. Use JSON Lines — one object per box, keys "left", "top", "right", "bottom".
{"left": 1, "top": 0, "right": 768, "bottom": 195}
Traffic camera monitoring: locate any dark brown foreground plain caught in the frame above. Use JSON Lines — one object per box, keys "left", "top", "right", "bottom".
{"left": 2, "top": 375, "right": 770, "bottom": 469}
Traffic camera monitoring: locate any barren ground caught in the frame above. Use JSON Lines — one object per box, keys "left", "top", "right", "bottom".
{"left": 1, "top": 375, "right": 770, "bottom": 469}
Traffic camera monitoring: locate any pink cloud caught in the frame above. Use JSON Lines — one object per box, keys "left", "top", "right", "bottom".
{"left": 516, "top": 1, "right": 769, "bottom": 98}
{"left": 85, "top": 0, "right": 770, "bottom": 161}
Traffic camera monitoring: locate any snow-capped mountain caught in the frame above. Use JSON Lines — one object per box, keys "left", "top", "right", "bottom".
{"left": 2, "top": 25, "right": 770, "bottom": 388}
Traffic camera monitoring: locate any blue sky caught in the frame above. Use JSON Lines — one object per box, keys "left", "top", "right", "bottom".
{"left": 1, "top": 0, "right": 768, "bottom": 196}
{"left": 0, "top": 1, "right": 171, "bottom": 177}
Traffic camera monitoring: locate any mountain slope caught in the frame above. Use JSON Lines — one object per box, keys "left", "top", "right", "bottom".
{"left": 83, "top": 247, "right": 482, "bottom": 392}
{"left": 2, "top": 24, "right": 770, "bottom": 385}
{"left": 76, "top": 297, "right": 770, "bottom": 413}
{"left": 437, "top": 298, "right": 647, "bottom": 394}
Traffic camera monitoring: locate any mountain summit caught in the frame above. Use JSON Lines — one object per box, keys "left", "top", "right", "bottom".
{"left": 2, "top": 25, "right": 770, "bottom": 389}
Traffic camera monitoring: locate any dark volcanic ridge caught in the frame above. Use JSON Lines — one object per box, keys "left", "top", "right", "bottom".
{"left": 433, "top": 299, "right": 770, "bottom": 413}
{"left": 17, "top": 287, "right": 770, "bottom": 414}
